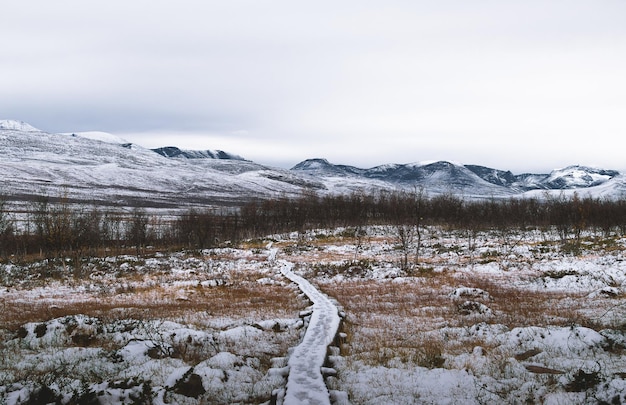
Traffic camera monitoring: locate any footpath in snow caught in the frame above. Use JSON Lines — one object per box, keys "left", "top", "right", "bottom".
{"left": 270, "top": 247, "right": 342, "bottom": 405}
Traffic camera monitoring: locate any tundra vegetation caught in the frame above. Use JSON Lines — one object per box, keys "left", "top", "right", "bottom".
{"left": 2, "top": 191, "right": 626, "bottom": 404}
{"left": 1, "top": 191, "right": 625, "bottom": 260}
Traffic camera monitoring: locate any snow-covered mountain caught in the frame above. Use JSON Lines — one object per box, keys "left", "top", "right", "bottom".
{"left": 292, "top": 159, "right": 517, "bottom": 197}
{"left": 465, "top": 164, "right": 621, "bottom": 191}
{"left": 1, "top": 120, "right": 625, "bottom": 208}
{"left": 0, "top": 119, "right": 41, "bottom": 132}
{"left": 292, "top": 158, "right": 625, "bottom": 196}
{"left": 0, "top": 120, "right": 320, "bottom": 208}
{"left": 541, "top": 166, "right": 620, "bottom": 189}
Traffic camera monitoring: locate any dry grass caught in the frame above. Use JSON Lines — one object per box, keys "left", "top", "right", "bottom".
{"left": 320, "top": 279, "right": 452, "bottom": 367}
{"left": 263, "top": 227, "right": 626, "bottom": 372}
{"left": 0, "top": 249, "right": 305, "bottom": 332}
{"left": 319, "top": 268, "right": 619, "bottom": 368}
{"left": 4, "top": 228, "right": 626, "bottom": 383}
{"left": 465, "top": 277, "right": 595, "bottom": 329}
{"left": 0, "top": 283, "right": 301, "bottom": 331}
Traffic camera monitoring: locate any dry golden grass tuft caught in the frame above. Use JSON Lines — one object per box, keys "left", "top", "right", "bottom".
{"left": 319, "top": 266, "right": 621, "bottom": 369}
{"left": 1, "top": 282, "right": 302, "bottom": 332}
{"left": 0, "top": 250, "right": 305, "bottom": 334}
{"left": 463, "top": 276, "right": 593, "bottom": 329}
{"left": 320, "top": 278, "right": 453, "bottom": 367}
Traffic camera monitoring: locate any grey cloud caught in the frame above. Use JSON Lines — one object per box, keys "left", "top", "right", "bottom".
{"left": 1, "top": 1, "right": 626, "bottom": 173}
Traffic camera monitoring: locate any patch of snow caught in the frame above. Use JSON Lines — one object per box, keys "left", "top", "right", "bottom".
{"left": 449, "top": 287, "right": 492, "bottom": 300}
{"left": 205, "top": 352, "right": 242, "bottom": 369}
{"left": 0, "top": 119, "right": 40, "bottom": 132}
{"left": 218, "top": 325, "right": 263, "bottom": 340}
{"left": 63, "top": 131, "right": 130, "bottom": 145}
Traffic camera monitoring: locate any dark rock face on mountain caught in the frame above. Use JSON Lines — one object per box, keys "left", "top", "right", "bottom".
{"left": 152, "top": 146, "right": 246, "bottom": 161}
{"left": 464, "top": 165, "right": 519, "bottom": 187}
{"left": 290, "top": 158, "right": 366, "bottom": 177}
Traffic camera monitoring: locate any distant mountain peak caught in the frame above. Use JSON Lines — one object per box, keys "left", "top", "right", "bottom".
{"left": 544, "top": 165, "right": 620, "bottom": 189}
{"left": 291, "top": 158, "right": 367, "bottom": 177}
{"left": 291, "top": 158, "right": 333, "bottom": 170}
{"left": 552, "top": 164, "right": 618, "bottom": 175}
{"left": 0, "top": 119, "right": 41, "bottom": 132}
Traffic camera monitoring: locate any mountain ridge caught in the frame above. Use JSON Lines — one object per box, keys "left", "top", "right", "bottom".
{"left": 151, "top": 146, "right": 247, "bottom": 161}
{"left": 1, "top": 120, "right": 625, "bottom": 208}
{"left": 291, "top": 158, "right": 622, "bottom": 192}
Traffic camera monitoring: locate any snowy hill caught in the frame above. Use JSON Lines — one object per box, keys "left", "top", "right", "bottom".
{"left": 0, "top": 119, "right": 41, "bottom": 132}
{"left": 1, "top": 120, "right": 626, "bottom": 208}
{"left": 541, "top": 165, "right": 620, "bottom": 189}
{"left": 64, "top": 131, "right": 130, "bottom": 145}
{"left": 0, "top": 122, "right": 316, "bottom": 208}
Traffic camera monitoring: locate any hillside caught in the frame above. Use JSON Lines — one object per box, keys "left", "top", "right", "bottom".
{"left": 0, "top": 121, "right": 318, "bottom": 208}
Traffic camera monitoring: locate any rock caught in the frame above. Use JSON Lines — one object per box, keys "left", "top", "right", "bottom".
{"left": 34, "top": 323, "right": 47, "bottom": 338}
{"left": 525, "top": 365, "right": 565, "bottom": 374}
{"left": 173, "top": 371, "right": 206, "bottom": 398}
{"left": 71, "top": 333, "right": 96, "bottom": 347}
{"left": 450, "top": 287, "right": 492, "bottom": 301}
{"left": 457, "top": 301, "right": 492, "bottom": 315}
{"left": 514, "top": 348, "right": 542, "bottom": 361}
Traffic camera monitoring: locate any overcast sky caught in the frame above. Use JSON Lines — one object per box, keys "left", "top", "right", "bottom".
{"left": 2, "top": 1, "right": 625, "bottom": 173}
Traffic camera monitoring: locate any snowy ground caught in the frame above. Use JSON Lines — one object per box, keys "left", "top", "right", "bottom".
{"left": 2, "top": 226, "right": 626, "bottom": 404}
{"left": 0, "top": 249, "right": 307, "bottom": 404}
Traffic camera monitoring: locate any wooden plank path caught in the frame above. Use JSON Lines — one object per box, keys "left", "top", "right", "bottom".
{"left": 269, "top": 247, "right": 343, "bottom": 405}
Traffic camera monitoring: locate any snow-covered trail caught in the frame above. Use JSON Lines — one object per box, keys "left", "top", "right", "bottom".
{"left": 274, "top": 254, "right": 341, "bottom": 405}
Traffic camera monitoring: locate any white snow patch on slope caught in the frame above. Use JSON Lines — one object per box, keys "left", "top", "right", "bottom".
{"left": 0, "top": 119, "right": 40, "bottom": 132}
{"left": 63, "top": 131, "right": 130, "bottom": 145}
{"left": 547, "top": 166, "right": 614, "bottom": 187}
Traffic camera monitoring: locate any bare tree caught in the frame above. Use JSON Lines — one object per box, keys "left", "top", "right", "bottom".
{"left": 177, "top": 208, "right": 218, "bottom": 249}
{"left": 32, "top": 194, "right": 75, "bottom": 257}
{"left": 395, "top": 223, "right": 415, "bottom": 272}
{"left": 127, "top": 208, "right": 149, "bottom": 255}
{"left": 0, "top": 198, "right": 14, "bottom": 258}
{"left": 350, "top": 225, "right": 368, "bottom": 262}
{"left": 411, "top": 187, "right": 426, "bottom": 266}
